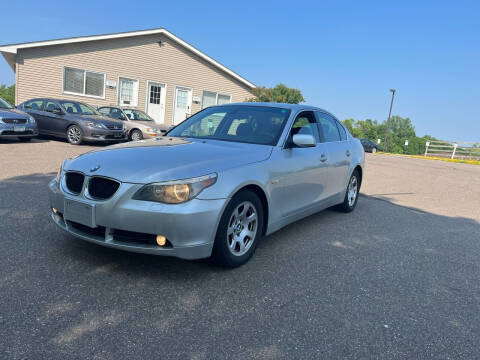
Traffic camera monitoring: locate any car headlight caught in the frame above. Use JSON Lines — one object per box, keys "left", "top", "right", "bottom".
{"left": 0, "top": 116, "right": 3, "bottom": 123}
{"left": 55, "top": 163, "right": 63, "bottom": 187}
{"left": 145, "top": 127, "right": 157, "bottom": 134}
{"left": 85, "top": 121, "right": 104, "bottom": 129}
{"left": 132, "top": 173, "right": 217, "bottom": 204}
{"left": 28, "top": 115, "right": 36, "bottom": 124}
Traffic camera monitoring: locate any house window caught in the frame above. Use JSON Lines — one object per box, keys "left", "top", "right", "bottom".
{"left": 118, "top": 77, "right": 139, "bottom": 106}
{"left": 63, "top": 67, "right": 105, "bottom": 98}
{"left": 201, "top": 91, "right": 231, "bottom": 109}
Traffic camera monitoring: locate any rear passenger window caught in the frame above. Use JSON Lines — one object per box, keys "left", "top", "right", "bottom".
{"left": 316, "top": 112, "right": 340, "bottom": 142}
{"left": 24, "top": 99, "right": 44, "bottom": 111}
{"left": 336, "top": 121, "right": 347, "bottom": 141}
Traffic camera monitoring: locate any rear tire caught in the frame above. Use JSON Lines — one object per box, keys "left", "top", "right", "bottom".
{"left": 130, "top": 129, "right": 143, "bottom": 141}
{"left": 336, "top": 170, "right": 360, "bottom": 213}
{"left": 212, "top": 190, "right": 264, "bottom": 268}
{"left": 18, "top": 137, "right": 32, "bottom": 142}
{"left": 67, "top": 125, "right": 83, "bottom": 145}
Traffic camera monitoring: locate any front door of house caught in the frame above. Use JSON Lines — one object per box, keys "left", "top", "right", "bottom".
{"left": 146, "top": 82, "right": 166, "bottom": 124}
{"left": 173, "top": 86, "right": 192, "bottom": 125}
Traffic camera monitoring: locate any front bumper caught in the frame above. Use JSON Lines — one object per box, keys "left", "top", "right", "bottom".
{"left": 48, "top": 178, "right": 227, "bottom": 259}
{"left": 0, "top": 124, "right": 39, "bottom": 137}
{"left": 82, "top": 127, "right": 127, "bottom": 142}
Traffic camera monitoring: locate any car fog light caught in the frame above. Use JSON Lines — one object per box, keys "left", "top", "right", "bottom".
{"left": 156, "top": 235, "right": 167, "bottom": 246}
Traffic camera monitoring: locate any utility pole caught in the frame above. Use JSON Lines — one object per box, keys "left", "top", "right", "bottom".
{"left": 384, "top": 89, "right": 396, "bottom": 153}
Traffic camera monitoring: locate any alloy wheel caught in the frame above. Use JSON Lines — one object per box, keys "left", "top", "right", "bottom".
{"left": 68, "top": 126, "right": 81, "bottom": 144}
{"left": 227, "top": 201, "right": 258, "bottom": 256}
{"left": 131, "top": 130, "right": 142, "bottom": 141}
{"left": 348, "top": 175, "right": 358, "bottom": 207}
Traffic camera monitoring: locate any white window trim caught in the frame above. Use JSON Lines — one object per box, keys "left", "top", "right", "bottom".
{"left": 117, "top": 76, "right": 139, "bottom": 107}
{"left": 201, "top": 90, "right": 232, "bottom": 108}
{"left": 62, "top": 67, "right": 106, "bottom": 99}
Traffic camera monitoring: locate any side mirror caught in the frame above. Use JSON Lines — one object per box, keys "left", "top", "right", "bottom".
{"left": 292, "top": 134, "right": 316, "bottom": 147}
{"left": 53, "top": 108, "right": 64, "bottom": 115}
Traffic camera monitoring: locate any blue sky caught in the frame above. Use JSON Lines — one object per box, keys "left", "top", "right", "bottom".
{"left": 2, "top": 0, "right": 479, "bottom": 141}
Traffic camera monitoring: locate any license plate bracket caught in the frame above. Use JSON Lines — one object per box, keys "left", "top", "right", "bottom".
{"left": 14, "top": 126, "right": 26, "bottom": 132}
{"left": 64, "top": 199, "right": 96, "bottom": 228}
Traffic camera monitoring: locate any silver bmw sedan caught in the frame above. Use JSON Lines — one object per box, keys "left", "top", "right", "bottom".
{"left": 48, "top": 103, "right": 364, "bottom": 267}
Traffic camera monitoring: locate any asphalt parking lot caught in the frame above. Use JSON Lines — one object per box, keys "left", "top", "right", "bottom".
{"left": 1, "top": 137, "right": 479, "bottom": 359}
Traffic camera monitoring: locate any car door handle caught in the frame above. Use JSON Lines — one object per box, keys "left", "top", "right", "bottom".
{"left": 346, "top": 150, "right": 351, "bottom": 157}
{"left": 320, "top": 154, "right": 328, "bottom": 162}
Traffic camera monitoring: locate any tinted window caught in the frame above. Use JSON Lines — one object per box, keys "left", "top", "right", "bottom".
{"left": 59, "top": 101, "right": 98, "bottom": 115}
{"left": 23, "top": 99, "right": 44, "bottom": 111}
{"left": 111, "top": 108, "right": 127, "bottom": 120}
{"left": 44, "top": 101, "right": 62, "bottom": 113}
{"left": 98, "top": 107, "right": 111, "bottom": 116}
{"left": 169, "top": 105, "right": 291, "bottom": 145}
{"left": 290, "top": 111, "right": 320, "bottom": 142}
{"left": 336, "top": 121, "right": 347, "bottom": 141}
{"left": 316, "top": 112, "right": 340, "bottom": 142}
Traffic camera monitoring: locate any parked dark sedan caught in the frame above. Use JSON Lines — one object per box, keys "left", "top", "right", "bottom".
{"left": 0, "top": 97, "right": 38, "bottom": 141}
{"left": 360, "top": 138, "right": 380, "bottom": 153}
{"left": 17, "top": 98, "right": 127, "bottom": 145}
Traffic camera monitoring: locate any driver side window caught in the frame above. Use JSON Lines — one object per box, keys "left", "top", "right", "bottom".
{"left": 290, "top": 111, "right": 320, "bottom": 143}
{"left": 44, "top": 101, "right": 62, "bottom": 114}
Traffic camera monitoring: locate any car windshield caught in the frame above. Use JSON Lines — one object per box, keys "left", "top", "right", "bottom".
{"left": 59, "top": 101, "right": 99, "bottom": 115}
{"left": 0, "top": 97, "right": 14, "bottom": 109}
{"left": 168, "top": 105, "right": 291, "bottom": 146}
{"left": 123, "top": 109, "right": 153, "bottom": 121}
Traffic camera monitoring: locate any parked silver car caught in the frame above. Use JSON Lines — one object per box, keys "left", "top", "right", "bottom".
{"left": 0, "top": 97, "right": 38, "bottom": 141}
{"left": 98, "top": 106, "right": 167, "bottom": 141}
{"left": 48, "top": 103, "right": 364, "bottom": 267}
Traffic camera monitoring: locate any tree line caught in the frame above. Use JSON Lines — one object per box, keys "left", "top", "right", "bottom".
{"left": 341, "top": 117, "right": 437, "bottom": 155}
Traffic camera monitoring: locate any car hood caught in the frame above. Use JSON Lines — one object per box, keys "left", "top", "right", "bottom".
{"left": 64, "top": 137, "right": 273, "bottom": 183}
{"left": 0, "top": 108, "right": 29, "bottom": 119}
{"left": 70, "top": 114, "right": 124, "bottom": 126}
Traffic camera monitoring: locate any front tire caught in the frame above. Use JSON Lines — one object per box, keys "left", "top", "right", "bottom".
{"left": 67, "top": 125, "right": 83, "bottom": 145}
{"left": 336, "top": 170, "right": 360, "bottom": 213}
{"left": 212, "top": 190, "right": 264, "bottom": 268}
{"left": 130, "top": 129, "right": 143, "bottom": 141}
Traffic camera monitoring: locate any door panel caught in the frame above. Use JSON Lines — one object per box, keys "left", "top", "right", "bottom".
{"left": 316, "top": 112, "right": 350, "bottom": 196}
{"left": 270, "top": 111, "right": 330, "bottom": 217}
{"left": 273, "top": 144, "right": 330, "bottom": 217}
{"left": 147, "top": 82, "right": 166, "bottom": 124}
{"left": 173, "top": 87, "right": 192, "bottom": 125}
{"left": 43, "top": 101, "right": 66, "bottom": 135}
{"left": 22, "top": 100, "right": 46, "bottom": 131}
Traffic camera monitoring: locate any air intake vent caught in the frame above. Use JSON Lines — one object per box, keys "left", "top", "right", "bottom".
{"left": 2, "top": 118, "right": 27, "bottom": 124}
{"left": 88, "top": 177, "right": 120, "bottom": 200}
{"left": 65, "top": 172, "right": 85, "bottom": 194}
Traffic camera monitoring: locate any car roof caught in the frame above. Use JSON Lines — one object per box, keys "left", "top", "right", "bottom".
{"left": 23, "top": 98, "right": 89, "bottom": 104}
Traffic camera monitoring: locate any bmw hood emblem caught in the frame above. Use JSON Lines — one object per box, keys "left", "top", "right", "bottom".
{"left": 90, "top": 165, "right": 101, "bottom": 172}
